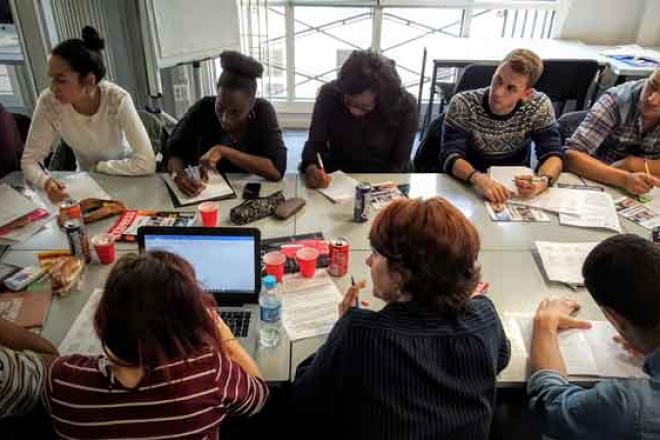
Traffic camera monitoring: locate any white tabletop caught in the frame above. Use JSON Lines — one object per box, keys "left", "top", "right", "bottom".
{"left": 1, "top": 171, "right": 651, "bottom": 384}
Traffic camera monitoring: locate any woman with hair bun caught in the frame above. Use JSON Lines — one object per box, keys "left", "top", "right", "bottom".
{"left": 301, "top": 50, "right": 418, "bottom": 188}
{"left": 21, "top": 26, "right": 156, "bottom": 203}
{"left": 167, "top": 50, "right": 287, "bottom": 194}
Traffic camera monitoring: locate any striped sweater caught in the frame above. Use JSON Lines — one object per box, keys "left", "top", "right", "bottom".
{"left": 43, "top": 349, "right": 269, "bottom": 440}
{"left": 0, "top": 346, "right": 45, "bottom": 418}
{"left": 293, "top": 296, "right": 510, "bottom": 440}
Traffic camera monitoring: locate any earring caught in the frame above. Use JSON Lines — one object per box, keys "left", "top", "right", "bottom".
{"left": 248, "top": 110, "right": 255, "bottom": 121}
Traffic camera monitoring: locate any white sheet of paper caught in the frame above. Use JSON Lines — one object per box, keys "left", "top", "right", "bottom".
{"left": 280, "top": 272, "right": 343, "bottom": 341}
{"left": 558, "top": 191, "right": 621, "bottom": 232}
{"left": 510, "top": 188, "right": 586, "bottom": 215}
{"left": 535, "top": 241, "right": 599, "bottom": 285}
{"left": 161, "top": 168, "right": 234, "bottom": 205}
{"left": 317, "top": 171, "right": 359, "bottom": 203}
{"left": 0, "top": 184, "right": 39, "bottom": 228}
{"left": 58, "top": 288, "right": 104, "bottom": 355}
{"left": 644, "top": 187, "right": 660, "bottom": 214}
{"left": 488, "top": 166, "right": 535, "bottom": 193}
{"left": 0, "top": 213, "right": 55, "bottom": 242}
{"left": 507, "top": 315, "right": 645, "bottom": 378}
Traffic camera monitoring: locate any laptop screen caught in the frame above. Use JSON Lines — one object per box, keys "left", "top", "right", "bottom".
{"left": 141, "top": 232, "right": 257, "bottom": 294}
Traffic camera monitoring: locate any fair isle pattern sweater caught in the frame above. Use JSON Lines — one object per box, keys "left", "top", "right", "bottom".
{"left": 440, "top": 87, "right": 563, "bottom": 173}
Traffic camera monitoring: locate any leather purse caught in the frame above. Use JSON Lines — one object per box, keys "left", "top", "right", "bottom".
{"left": 230, "top": 191, "right": 285, "bottom": 225}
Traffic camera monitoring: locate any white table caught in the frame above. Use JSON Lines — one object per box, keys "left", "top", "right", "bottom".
{"left": 1, "top": 171, "right": 651, "bottom": 384}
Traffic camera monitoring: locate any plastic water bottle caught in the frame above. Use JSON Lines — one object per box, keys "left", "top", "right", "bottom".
{"left": 259, "top": 275, "right": 281, "bottom": 347}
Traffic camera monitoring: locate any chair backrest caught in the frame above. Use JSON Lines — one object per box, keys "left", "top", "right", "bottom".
{"left": 556, "top": 110, "right": 588, "bottom": 144}
{"left": 413, "top": 113, "right": 444, "bottom": 173}
{"left": 453, "top": 63, "right": 498, "bottom": 96}
{"left": 10, "top": 112, "right": 31, "bottom": 144}
{"left": 535, "top": 60, "right": 600, "bottom": 115}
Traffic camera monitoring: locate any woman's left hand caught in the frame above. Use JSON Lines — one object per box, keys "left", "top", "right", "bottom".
{"left": 338, "top": 279, "right": 367, "bottom": 317}
{"left": 199, "top": 146, "right": 227, "bottom": 181}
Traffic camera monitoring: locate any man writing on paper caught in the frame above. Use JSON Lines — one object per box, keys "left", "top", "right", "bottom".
{"left": 528, "top": 234, "right": 660, "bottom": 439}
{"left": 566, "top": 69, "right": 660, "bottom": 194}
{"left": 439, "top": 49, "right": 564, "bottom": 205}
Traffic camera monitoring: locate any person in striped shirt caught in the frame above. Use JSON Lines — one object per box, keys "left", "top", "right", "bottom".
{"left": 43, "top": 251, "right": 269, "bottom": 439}
{"left": 566, "top": 69, "right": 660, "bottom": 195}
{"left": 0, "top": 318, "right": 58, "bottom": 419}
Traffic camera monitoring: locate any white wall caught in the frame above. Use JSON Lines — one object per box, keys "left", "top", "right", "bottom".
{"left": 637, "top": 0, "right": 660, "bottom": 46}
{"left": 557, "top": 0, "right": 645, "bottom": 45}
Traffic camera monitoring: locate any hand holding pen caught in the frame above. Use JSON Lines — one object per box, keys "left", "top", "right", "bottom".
{"left": 303, "top": 152, "right": 332, "bottom": 189}
{"left": 40, "top": 162, "right": 69, "bottom": 203}
{"left": 338, "top": 275, "right": 366, "bottom": 317}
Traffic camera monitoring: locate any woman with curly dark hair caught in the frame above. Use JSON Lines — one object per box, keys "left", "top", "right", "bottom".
{"left": 167, "top": 50, "right": 287, "bottom": 195}
{"left": 293, "top": 197, "right": 510, "bottom": 439}
{"left": 300, "top": 50, "right": 418, "bottom": 188}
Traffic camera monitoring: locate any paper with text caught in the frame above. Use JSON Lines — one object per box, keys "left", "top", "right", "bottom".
{"left": 559, "top": 191, "right": 621, "bottom": 232}
{"left": 535, "top": 241, "right": 599, "bottom": 285}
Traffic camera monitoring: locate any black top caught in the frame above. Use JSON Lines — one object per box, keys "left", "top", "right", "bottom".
{"left": 300, "top": 81, "right": 418, "bottom": 173}
{"left": 293, "top": 296, "right": 511, "bottom": 440}
{"left": 167, "top": 97, "right": 287, "bottom": 177}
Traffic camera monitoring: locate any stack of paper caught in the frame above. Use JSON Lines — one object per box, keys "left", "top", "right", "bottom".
{"left": 534, "top": 241, "right": 599, "bottom": 286}
{"left": 507, "top": 314, "right": 646, "bottom": 378}
{"left": 489, "top": 166, "right": 535, "bottom": 193}
{"left": 161, "top": 168, "right": 235, "bottom": 206}
{"left": 56, "top": 173, "right": 112, "bottom": 202}
{"left": 558, "top": 191, "right": 621, "bottom": 232}
{"left": 510, "top": 188, "right": 585, "bottom": 215}
{"left": 317, "top": 171, "right": 359, "bottom": 203}
{"left": 280, "top": 272, "right": 343, "bottom": 341}
{"left": 0, "top": 184, "right": 53, "bottom": 243}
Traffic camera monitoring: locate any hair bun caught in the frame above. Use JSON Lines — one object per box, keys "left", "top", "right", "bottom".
{"left": 220, "top": 50, "right": 263, "bottom": 79}
{"left": 81, "top": 26, "right": 105, "bottom": 52}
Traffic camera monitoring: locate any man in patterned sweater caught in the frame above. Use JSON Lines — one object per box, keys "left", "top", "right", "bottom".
{"left": 566, "top": 69, "right": 660, "bottom": 195}
{"left": 439, "top": 49, "right": 564, "bottom": 205}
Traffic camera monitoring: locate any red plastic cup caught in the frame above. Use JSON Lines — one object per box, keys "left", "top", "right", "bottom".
{"left": 199, "top": 202, "right": 219, "bottom": 227}
{"left": 296, "top": 247, "right": 319, "bottom": 278}
{"left": 264, "top": 251, "right": 286, "bottom": 282}
{"left": 92, "top": 233, "right": 116, "bottom": 265}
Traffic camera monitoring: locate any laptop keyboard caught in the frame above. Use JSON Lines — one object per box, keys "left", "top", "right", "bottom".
{"left": 219, "top": 310, "right": 252, "bottom": 338}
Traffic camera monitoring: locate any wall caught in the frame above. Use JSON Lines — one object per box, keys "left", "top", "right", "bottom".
{"left": 636, "top": 0, "right": 660, "bottom": 46}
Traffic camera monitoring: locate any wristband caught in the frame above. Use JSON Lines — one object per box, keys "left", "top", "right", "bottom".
{"left": 466, "top": 170, "right": 479, "bottom": 185}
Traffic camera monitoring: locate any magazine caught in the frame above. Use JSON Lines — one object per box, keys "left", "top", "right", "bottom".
{"left": 108, "top": 210, "right": 197, "bottom": 242}
{"left": 485, "top": 202, "right": 550, "bottom": 222}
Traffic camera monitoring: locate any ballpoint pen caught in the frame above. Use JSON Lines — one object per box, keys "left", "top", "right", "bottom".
{"left": 351, "top": 275, "right": 358, "bottom": 309}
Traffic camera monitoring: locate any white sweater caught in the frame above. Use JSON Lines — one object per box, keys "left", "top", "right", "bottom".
{"left": 21, "top": 81, "right": 156, "bottom": 189}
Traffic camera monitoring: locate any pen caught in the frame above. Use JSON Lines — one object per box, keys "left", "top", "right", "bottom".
{"left": 185, "top": 165, "right": 195, "bottom": 182}
{"left": 351, "top": 275, "right": 358, "bottom": 309}
{"left": 645, "top": 159, "right": 651, "bottom": 177}
{"left": 316, "top": 152, "right": 325, "bottom": 171}
{"left": 511, "top": 176, "right": 545, "bottom": 184}
{"left": 39, "top": 162, "right": 65, "bottom": 190}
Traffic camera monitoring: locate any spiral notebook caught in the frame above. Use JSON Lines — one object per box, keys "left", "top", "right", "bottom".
{"left": 161, "top": 168, "right": 236, "bottom": 207}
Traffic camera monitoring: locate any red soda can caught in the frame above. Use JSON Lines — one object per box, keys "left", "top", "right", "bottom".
{"left": 59, "top": 199, "right": 82, "bottom": 225}
{"left": 328, "top": 238, "right": 350, "bottom": 277}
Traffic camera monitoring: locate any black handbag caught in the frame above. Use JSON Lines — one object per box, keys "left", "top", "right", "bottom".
{"left": 229, "top": 191, "right": 286, "bottom": 225}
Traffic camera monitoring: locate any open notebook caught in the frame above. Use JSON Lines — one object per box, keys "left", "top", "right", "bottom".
{"left": 161, "top": 168, "right": 236, "bottom": 207}
{"left": 507, "top": 314, "right": 646, "bottom": 378}
{"left": 317, "top": 171, "right": 358, "bottom": 203}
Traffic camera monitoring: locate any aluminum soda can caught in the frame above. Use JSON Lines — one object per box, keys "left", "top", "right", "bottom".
{"left": 59, "top": 199, "right": 81, "bottom": 224}
{"left": 353, "top": 183, "right": 371, "bottom": 223}
{"left": 653, "top": 226, "right": 660, "bottom": 246}
{"left": 63, "top": 219, "right": 91, "bottom": 263}
{"left": 328, "top": 238, "right": 350, "bottom": 277}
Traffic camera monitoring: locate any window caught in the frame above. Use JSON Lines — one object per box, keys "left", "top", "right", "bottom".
{"left": 236, "top": 0, "right": 559, "bottom": 107}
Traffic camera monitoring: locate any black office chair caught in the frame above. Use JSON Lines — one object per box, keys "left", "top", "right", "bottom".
{"left": 557, "top": 110, "right": 588, "bottom": 144}
{"left": 10, "top": 112, "right": 31, "bottom": 144}
{"left": 452, "top": 63, "right": 498, "bottom": 96}
{"left": 535, "top": 60, "right": 600, "bottom": 116}
{"left": 413, "top": 113, "right": 444, "bottom": 173}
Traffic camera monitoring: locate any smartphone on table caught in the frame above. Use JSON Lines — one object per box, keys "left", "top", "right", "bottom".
{"left": 243, "top": 182, "right": 262, "bottom": 200}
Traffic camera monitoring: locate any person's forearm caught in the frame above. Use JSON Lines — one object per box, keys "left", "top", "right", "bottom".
{"left": 615, "top": 156, "right": 660, "bottom": 176}
{"left": 538, "top": 156, "right": 563, "bottom": 182}
{"left": 530, "top": 320, "right": 567, "bottom": 375}
{"left": 566, "top": 150, "right": 629, "bottom": 188}
{"left": 220, "top": 147, "right": 281, "bottom": 181}
{"left": 451, "top": 158, "right": 477, "bottom": 182}
{"left": 224, "top": 339, "right": 264, "bottom": 379}
{"left": 0, "top": 319, "right": 58, "bottom": 355}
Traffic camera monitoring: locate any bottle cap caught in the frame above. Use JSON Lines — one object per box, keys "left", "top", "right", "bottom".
{"left": 262, "top": 275, "right": 277, "bottom": 289}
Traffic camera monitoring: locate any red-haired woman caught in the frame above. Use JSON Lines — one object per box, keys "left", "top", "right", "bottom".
{"left": 293, "top": 198, "right": 510, "bottom": 439}
{"left": 43, "top": 251, "right": 268, "bottom": 439}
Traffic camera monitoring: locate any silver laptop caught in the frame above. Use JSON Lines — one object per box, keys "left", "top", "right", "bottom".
{"left": 138, "top": 226, "right": 261, "bottom": 355}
